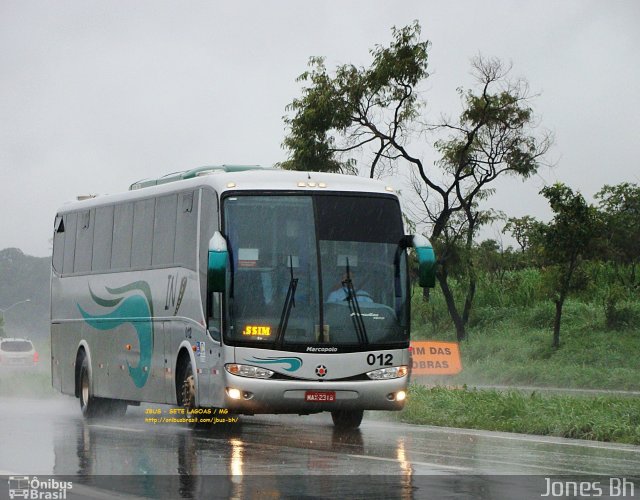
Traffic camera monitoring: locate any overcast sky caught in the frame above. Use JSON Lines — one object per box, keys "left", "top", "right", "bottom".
{"left": 1, "top": 0, "right": 638, "bottom": 257}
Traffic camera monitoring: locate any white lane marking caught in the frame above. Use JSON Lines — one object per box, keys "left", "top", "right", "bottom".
{"left": 365, "top": 420, "right": 640, "bottom": 453}
{"left": 414, "top": 454, "right": 610, "bottom": 475}
{"left": 455, "top": 431, "right": 640, "bottom": 452}
{"left": 346, "top": 453, "right": 471, "bottom": 472}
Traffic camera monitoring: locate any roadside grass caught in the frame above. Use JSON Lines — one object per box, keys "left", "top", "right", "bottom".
{"left": 413, "top": 298, "right": 640, "bottom": 391}
{"left": 400, "top": 385, "right": 640, "bottom": 445}
{"left": 406, "top": 274, "right": 640, "bottom": 443}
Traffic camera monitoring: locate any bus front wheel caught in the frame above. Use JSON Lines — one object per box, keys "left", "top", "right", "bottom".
{"left": 331, "top": 409, "right": 364, "bottom": 429}
{"left": 178, "top": 361, "right": 196, "bottom": 410}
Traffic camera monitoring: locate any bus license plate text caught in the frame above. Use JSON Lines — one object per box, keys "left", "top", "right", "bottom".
{"left": 305, "top": 391, "right": 336, "bottom": 402}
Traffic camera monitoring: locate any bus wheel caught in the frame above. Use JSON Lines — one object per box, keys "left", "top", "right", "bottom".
{"left": 179, "top": 362, "right": 196, "bottom": 411}
{"left": 331, "top": 410, "right": 364, "bottom": 429}
{"left": 179, "top": 362, "right": 204, "bottom": 428}
{"left": 79, "top": 355, "right": 103, "bottom": 418}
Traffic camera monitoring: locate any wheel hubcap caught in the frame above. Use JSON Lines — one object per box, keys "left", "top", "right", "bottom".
{"left": 181, "top": 375, "right": 195, "bottom": 409}
{"left": 81, "top": 374, "right": 89, "bottom": 407}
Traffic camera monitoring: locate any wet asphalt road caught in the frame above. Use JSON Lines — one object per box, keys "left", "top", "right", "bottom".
{"left": 0, "top": 397, "right": 638, "bottom": 499}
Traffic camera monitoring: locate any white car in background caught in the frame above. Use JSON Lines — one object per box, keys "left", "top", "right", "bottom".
{"left": 0, "top": 338, "right": 39, "bottom": 368}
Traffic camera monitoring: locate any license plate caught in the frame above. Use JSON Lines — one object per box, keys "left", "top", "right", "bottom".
{"left": 305, "top": 391, "right": 336, "bottom": 402}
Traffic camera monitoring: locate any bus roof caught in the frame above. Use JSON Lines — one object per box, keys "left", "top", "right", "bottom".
{"left": 57, "top": 167, "right": 398, "bottom": 213}
{"left": 128, "top": 165, "right": 263, "bottom": 190}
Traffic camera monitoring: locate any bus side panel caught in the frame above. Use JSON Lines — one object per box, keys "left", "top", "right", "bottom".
{"left": 109, "top": 319, "right": 179, "bottom": 405}
{"left": 162, "top": 320, "right": 176, "bottom": 405}
{"left": 146, "top": 320, "right": 170, "bottom": 404}
{"left": 51, "top": 275, "right": 82, "bottom": 397}
{"left": 51, "top": 322, "right": 78, "bottom": 396}
{"left": 50, "top": 322, "right": 62, "bottom": 393}
{"left": 103, "top": 318, "right": 139, "bottom": 402}
{"left": 205, "top": 339, "right": 225, "bottom": 408}
{"left": 85, "top": 319, "right": 111, "bottom": 397}
{"left": 52, "top": 265, "right": 206, "bottom": 406}
{"left": 193, "top": 330, "right": 224, "bottom": 408}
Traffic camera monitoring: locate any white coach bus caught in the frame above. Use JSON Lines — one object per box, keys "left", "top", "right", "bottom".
{"left": 51, "top": 166, "right": 435, "bottom": 428}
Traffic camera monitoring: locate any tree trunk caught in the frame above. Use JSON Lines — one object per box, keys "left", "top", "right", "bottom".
{"left": 462, "top": 269, "right": 477, "bottom": 325}
{"left": 461, "top": 207, "right": 477, "bottom": 330}
{"left": 553, "top": 258, "right": 576, "bottom": 349}
{"left": 552, "top": 298, "right": 563, "bottom": 349}
{"left": 437, "top": 271, "right": 467, "bottom": 341}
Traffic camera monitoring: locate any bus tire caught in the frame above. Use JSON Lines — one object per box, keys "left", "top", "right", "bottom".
{"left": 79, "top": 355, "right": 104, "bottom": 418}
{"left": 331, "top": 409, "right": 364, "bottom": 429}
{"left": 177, "top": 360, "right": 195, "bottom": 409}
{"left": 178, "top": 361, "right": 205, "bottom": 428}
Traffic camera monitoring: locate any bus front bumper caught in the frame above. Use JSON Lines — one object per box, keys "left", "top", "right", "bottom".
{"left": 221, "top": 373, "right": 408, "bottom": 414}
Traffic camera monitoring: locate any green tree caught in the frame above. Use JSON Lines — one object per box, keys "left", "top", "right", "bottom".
{"left": 474, "top": 239, "right": 523, "bottom": 282}
{"left": 281, "top": 21, "right": 429, "bottom": 176}
{"left": 282, "top": 22, "right": 551, "bottom": 341}
{"left": 538, "top": 183, "right": 599, "bottom": 348}
{"left": 503, "top": 215, "right": 540, "bottom": 254}
{"left": 595, "top": 182, "right": 640, "bottom": 288}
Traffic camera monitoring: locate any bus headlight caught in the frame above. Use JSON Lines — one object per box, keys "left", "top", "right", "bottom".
{"left": 225, "top": 363, "right": 274, "bottom": 379}
{"left": 366, "top": 366, "right": 408, "bottom": 380}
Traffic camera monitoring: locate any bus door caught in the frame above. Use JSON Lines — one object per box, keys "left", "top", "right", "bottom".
{"left": 204, "top": 334, "right": 224, "bottom": 407}
{"left": 206, "top": 292, "right": 224, "bottom": 407}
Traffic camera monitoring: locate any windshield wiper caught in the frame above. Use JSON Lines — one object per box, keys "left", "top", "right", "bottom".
{"left": 343, "top": 260, "right": 368, "bottom": 345}
{"left": 275, "top": 255, "right": 298, "bottom": 347}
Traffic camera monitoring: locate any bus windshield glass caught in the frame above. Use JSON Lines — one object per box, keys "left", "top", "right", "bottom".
{"left": 222, "top": 194, "right": 408, "bottom": 350}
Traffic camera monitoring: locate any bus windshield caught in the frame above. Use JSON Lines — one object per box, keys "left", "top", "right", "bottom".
{"left": 222, "top": 194, "right": 408, "bottom": 350}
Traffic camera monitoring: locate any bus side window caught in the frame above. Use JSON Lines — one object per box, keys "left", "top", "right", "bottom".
{"left": 92, "top": 206, "right": 114, "bottom": 272}
{"left": 131, "top": 198, "right": 155, "bottom": 268}
{"left": 74, "top": 210, "right": 94, "bottom": 273}
{"left": 52, "top": 216, "right": 65, "bottom": 273}
{"left": 112, "top": 203, "right": 133, "bottom": 269}
{"left": 176, "top": 191, "right": 198, "bottom": 270}
{"left": 152, "top": 194, "right": 177, "bottom": 266}
{"left": 62, "top": 213, "right": 77, "bottom": 274}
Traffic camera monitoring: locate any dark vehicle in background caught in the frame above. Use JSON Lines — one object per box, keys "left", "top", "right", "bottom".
{"left": 0, "top": 338, "right": 39, "bottom": 368}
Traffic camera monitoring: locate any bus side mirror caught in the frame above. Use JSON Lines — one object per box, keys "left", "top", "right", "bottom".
{"left": 410, "top": 234, "right": 436, "bottom": 288}
{"left": 208, "top": 231, "right": 228, "bottom": 293}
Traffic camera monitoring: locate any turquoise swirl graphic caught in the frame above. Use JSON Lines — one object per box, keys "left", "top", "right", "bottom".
{"left": 78, "top": 281, "right": 154, "bottom": 388}
{"left": 245, "top": 356, "right": 303, "bottom": 372}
